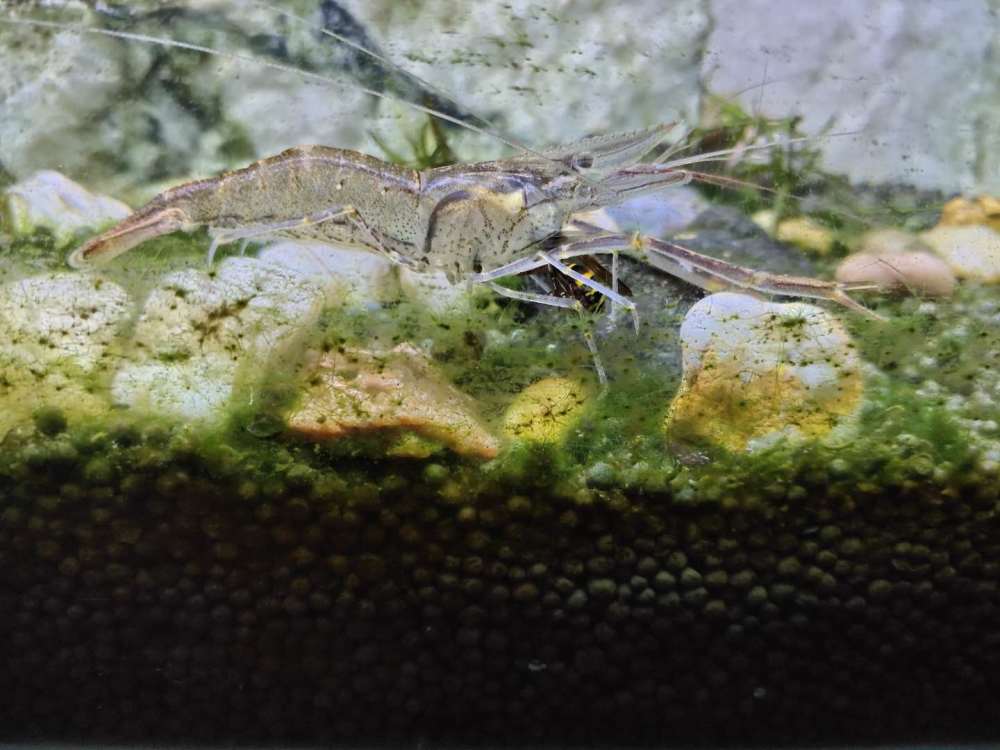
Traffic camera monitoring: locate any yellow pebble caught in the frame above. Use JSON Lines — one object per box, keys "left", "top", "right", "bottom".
{"left": 751, "top": 209, "right": 778, "bottom": 235}
{"left": 775, "top": 216, "right": 835, "bottom": 256}
{"left": 501, "top": 377, "right": 590, "bottom": 443}
{"left": 939, "top": 195, "right": 1000, "bottom": 233}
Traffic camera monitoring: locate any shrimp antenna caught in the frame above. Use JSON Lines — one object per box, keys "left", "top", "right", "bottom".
{"left": 659, "top": 132, "right": 862, "bottom": 171}
{"left": 0, "top": 15, "right": 555, "bottom": 166}
{"left": 252, "top": 1, "right": 501, "bottom": 138}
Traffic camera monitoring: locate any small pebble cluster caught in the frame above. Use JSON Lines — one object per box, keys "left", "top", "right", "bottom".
{"left": 833, "top": 201, "right": 1000, "bottom": 296}
{"left": 1, "top": 419, "right": 999, "bottom": 744}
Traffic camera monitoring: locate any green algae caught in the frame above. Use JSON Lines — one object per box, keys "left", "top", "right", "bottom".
{"left": 2, "top": 146, "right": 998, "bottom": 505}
{"left": 3, "top": 223, "right": 998, "bottom": 504}
{"left": 2, "top": 293, "right": 998, "bottom": 744}
{"left": 0, "top": 322, "right": 988, "bottom": 515}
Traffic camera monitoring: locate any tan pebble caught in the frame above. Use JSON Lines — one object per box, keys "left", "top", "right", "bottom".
{"left": 775, "top": 216, "right": 835, "bottom": 255}
{"left": 920, "top": 224, "right": 1000, "bottom": 282}
{"left": 835, "top": 251, "right": 956, "bottom": 297}
{"left": 501, "top": 377, "right": 590, "bottom": 443}
{"left": 856, "top": 228, "right": 930, "bottom": 256}
{"left": 287, "top": 343, "right": 499, "bottom": 459}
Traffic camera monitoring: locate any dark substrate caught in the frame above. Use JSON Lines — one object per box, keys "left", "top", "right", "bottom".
{"left": 2, "top": 429, "right": 999, "bottom": 746}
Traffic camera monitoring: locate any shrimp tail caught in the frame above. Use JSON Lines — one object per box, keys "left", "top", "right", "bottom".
{"left": 67, "top": 205, "right": 190, "bottom": 268}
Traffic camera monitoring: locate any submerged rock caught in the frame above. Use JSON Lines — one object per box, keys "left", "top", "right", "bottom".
{"left": 287, "top": 343, "right": 499, "bottom": 459}
{"left": 398, "top": 268, "right": 474, "bottom": 314}
{"left": 501, "top": 377, "right": 590, "bottom": 443}
{"left": 920, "top": 225, "right": 1000, "bottom": 282}
{"left": 258, "top": 240, "right": 476, "bottom": 313}
{"left": 753, "top": 211, "right": 835, "bottom": 256}
{"left": 664, "top": 292, "right": 863, "bottom": 452}
{"left": 0, "top": 272, "right": 130, "bottom": 371}
{"left": 113, "top": 257, "right": 325, "bottom": 420}
{"left": 572, "top": 187, "right": 709, "bottom": 238}
{"left": 257, "top": 240, "right": 400, "bottom": 307}
{"left": 2, "top": 171, "right": 130, "bottom": 246}
{"left": 705, "top": 1, "right": 999, "bottom": 195}
{"left": 938, "top": 195, "right": 1000, "bottom": 233}
{"left": 836, "top": 251, "right": 956, "bottom": 297}
{"left": 681, "top": 206, "right": 817, "bottom": 277}
{"left": 0, "top": 271, "right": 130, "bottom": 436}
{"left": 855, "top": 228, "right": 932, "bottom": 256}
{"left": 112, "top": 355, "right": 238, "bottom": 424}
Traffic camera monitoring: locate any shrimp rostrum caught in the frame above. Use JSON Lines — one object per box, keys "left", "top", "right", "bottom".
{"left": 69, "top": 125, "right": 877, "bottom": 331}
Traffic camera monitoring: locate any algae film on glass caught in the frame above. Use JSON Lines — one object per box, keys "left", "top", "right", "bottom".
{"left": 1, "top": 0, "right": 999, "bottom": 745}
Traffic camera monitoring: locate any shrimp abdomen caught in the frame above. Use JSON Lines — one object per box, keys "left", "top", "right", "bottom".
{"left": 68, "top": 146, "right": 422, "bottom": 268}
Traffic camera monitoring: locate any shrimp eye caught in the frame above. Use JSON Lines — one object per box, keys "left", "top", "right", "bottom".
{"left": 572, "top": 154, "right": 594, "bottom": 170}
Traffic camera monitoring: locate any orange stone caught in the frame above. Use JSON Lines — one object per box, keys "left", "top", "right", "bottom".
{"left": 287, "top": 343, "right": 499, "bottom": 459}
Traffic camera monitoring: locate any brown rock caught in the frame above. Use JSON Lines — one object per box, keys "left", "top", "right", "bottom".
{"left": 287, "top": 343, "right": 499, "bottom": 459}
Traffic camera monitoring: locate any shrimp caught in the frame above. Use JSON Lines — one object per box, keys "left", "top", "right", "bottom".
{"left": 67, "top": 130, "right": 878, "bottom": 324}
{"left": 5, "top": 9, "right": 881, "bottom": 385}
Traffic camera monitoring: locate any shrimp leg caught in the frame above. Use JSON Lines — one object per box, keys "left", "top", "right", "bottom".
{"left": 541, "top": 251, "right": 640, "bottom": 333}
{"left": 475, "top": 230, "right": 880, "bottom": 320}
{"left": 487, "top": 280, "right": 608, "bottom": 383}
{"left": 551, "top": 233, "right": 884, "bottom": 321}
{"left": 205, "top": 206, "right": 360, "bottom": 265}
{"left": 473, "top": 251, "right": 639, "bottom": 330}
{"left": 485, "top": 282, "right": 581, "bottom": 310}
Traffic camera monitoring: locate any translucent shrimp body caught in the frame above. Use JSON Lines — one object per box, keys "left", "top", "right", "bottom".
{"left": 68, "top": 131, "right": 879, "bottom": 328}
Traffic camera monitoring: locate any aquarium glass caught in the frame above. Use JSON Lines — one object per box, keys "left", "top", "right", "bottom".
{"left": 1, "top": 0, "right": 999, "bottom": 745}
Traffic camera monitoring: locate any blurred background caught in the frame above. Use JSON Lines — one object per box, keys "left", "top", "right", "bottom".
{"left": 1, "top": 0, "right": 996, "bottom": 198}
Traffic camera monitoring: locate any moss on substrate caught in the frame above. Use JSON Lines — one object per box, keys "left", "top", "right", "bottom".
{"left": 1, "top": 389, "right": 999, "bottom": 744}
{"left": 6, "top": 215, "right": 1000, "bottom": 465}
{"left": 4, "top": 204, "right": 1000, "bottom": 742}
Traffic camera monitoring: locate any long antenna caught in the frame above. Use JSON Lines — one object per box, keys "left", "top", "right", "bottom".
{"left": 0, "top": 15, "right": 553, "bottom": 165}
{"left": 252, "top": 1, "right": 501, "bottom": 138}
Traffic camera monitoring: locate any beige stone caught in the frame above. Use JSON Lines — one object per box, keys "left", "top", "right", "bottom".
{"left": 920, "top": 225, "right": 1000, "bottom": 282}
{"left": 113, "top": 257, "right": 326, "bottom": 421}
{"left": 258, "top": 240, "right": 400, "bottom": 308}
{"left": 288, "top": 343, "right": 499, "bottom": 460}
{"left": 856, "top": 228, "right": 931, "bottom": 256}
{"left": 665, "top": 293, "right": 863, "bottom": 452}
{"left": 0, "top": 272, "right": 130, "bottom": 372}
{"left": 0, "top": 271, "right": 130, "bottom": 438}
{"left": 3, "top": 170, "right": 130, "bottom": 246}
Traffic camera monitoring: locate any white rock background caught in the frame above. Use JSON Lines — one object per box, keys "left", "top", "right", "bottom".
{"left": 701, "top": 0, "right": 999, "bottom": 194}
{"left": 0, "top": 0, "right": 996, "bottom": 195}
